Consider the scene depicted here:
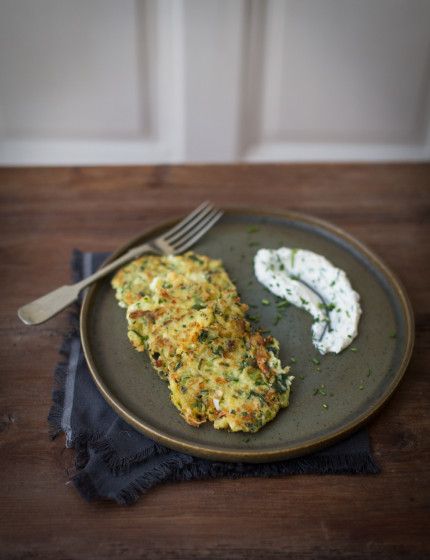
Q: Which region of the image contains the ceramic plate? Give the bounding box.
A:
[81,210,414,462]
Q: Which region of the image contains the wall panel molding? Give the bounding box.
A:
[240,0,430,162]
[0,0,429,165]
[0,0,185,164]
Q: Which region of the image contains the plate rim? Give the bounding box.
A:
[81,208,415,462]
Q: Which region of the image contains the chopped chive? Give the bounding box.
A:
[350,347,358,352]
[291,248,298,267]
[367,368,372,377]
[290,357,297,363]
[359,385,364,390]
[276,300,290,309]
[312,357,320,365]
[322,403,328,409]
[313,385,327,396]
[261,298,270,306]
[198,330,208,343]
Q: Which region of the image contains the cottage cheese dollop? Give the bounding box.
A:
[254,248,362,354]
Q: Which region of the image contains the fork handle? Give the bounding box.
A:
[17,243,153,325]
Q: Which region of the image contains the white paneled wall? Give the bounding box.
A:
[0,0,429,164]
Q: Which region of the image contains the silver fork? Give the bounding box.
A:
[18,201,223,326]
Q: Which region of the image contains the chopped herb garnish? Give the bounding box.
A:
[273,314,282,325]
[291,248,298,268]
[198,330,209,343]
[318,302,336,313]
[274,373,290,394]
[300,297,309,306]
[350,347,358,352]
[389,332,397,339]
[312,357,320,365]
[261,298,270,306]
[359,385,364,390]
[322,403,328,409]
[290,357,297,363]
[192,298,206,310]
[367,368,372,377]
[249,390,266,404]
[276,300,290,309]
[188,254,204,264]
[313,384,327,396]
[247,226,259,233]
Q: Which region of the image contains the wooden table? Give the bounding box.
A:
[1,164,429,560]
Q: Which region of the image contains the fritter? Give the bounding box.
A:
[112,252,293,432]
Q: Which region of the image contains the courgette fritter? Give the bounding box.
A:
[112,252,293,432]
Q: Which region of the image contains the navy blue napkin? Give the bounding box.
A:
[49,251,379,505]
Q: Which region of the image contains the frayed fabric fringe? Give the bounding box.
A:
[91,437,169,474]
[175,452,380,483]
[71,450,380,506]
[114,456,190,506]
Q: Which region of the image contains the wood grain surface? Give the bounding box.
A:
[0,164,429,560]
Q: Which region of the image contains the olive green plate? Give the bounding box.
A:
[81,210,414,462]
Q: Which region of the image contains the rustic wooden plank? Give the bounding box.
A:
[0,164,429,560]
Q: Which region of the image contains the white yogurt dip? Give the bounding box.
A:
[254,248,362,354]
